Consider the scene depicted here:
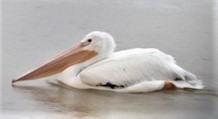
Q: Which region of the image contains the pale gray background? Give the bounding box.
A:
[2,0,218,119]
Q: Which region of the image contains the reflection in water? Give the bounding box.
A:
[7,81,218,119]
[11,82,99,119]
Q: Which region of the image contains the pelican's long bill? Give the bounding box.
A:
[12,42,97,83]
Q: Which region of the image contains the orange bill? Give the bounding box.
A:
[12,43,97,83]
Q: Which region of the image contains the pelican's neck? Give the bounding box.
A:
[80,51,114,71]
[59,52,110,80]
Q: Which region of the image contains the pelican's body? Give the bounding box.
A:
[59,48,203,92]
[13,31,203,93]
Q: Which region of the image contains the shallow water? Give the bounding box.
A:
[2,0,218,119]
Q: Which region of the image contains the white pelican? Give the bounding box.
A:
[12,31,203,93]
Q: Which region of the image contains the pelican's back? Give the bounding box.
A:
[78,48,203,90]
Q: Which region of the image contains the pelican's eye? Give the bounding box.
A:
[87,39,92,43]
[81,39,92,47]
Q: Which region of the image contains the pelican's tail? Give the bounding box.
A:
[172,71,204,89]
[170,64,204,90]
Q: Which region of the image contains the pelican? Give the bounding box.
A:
[12,31,203,93]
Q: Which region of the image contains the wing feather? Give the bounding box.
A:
[78,48,177,88]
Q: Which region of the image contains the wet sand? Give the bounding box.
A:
[2,0,218,119]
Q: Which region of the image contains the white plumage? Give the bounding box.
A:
[13,31,204,93]
[59,48,203,93]
[80,48,175,87]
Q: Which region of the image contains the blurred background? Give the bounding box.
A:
[2,0,218,119]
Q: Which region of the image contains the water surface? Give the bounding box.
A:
[2,0,218,119]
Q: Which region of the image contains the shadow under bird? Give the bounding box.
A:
[12,31,204,93]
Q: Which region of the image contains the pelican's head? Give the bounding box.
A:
[81,31,116,57]
[12,31,116,83]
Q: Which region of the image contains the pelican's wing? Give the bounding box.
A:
[78,48,179,89]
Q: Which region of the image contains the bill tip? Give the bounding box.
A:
[12,79,17,84]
